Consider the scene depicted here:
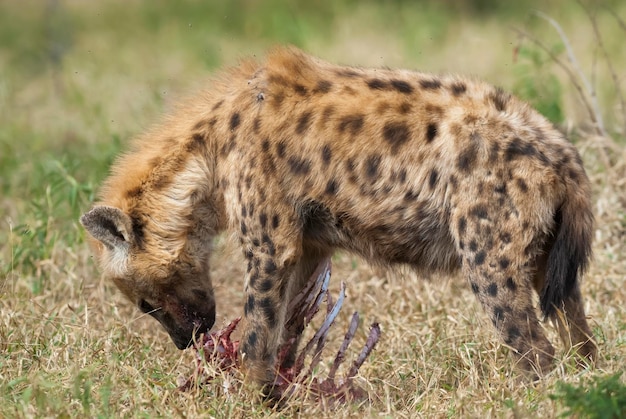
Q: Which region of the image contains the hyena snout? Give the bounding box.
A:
[145,294,216,349]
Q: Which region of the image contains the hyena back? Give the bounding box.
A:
[81,46,596,387]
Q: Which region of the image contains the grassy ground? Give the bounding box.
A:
[1,1,625,417]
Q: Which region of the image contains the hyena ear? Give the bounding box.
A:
[80,206,134,250]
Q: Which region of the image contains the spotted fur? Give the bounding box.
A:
[81,47,597,387]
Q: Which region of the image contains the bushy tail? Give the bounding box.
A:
[540,179,594,317]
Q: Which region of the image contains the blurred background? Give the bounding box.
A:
[1,1,625,416]
[1,0,624,248]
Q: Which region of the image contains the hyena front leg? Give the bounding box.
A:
[236,201,304,389]
[240,245,296,387]
[452,208,555,376]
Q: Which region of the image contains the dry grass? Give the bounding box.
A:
[1,1,625,417]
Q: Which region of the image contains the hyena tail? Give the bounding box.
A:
[540,177,594,317]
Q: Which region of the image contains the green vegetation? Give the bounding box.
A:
[551,373,626,418]
[1,1,625,417]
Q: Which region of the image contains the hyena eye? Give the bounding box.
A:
[139,299,156,314]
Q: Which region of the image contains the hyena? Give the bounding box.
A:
[81,46,597,389]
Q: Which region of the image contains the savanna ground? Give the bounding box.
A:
[1,1,625,417]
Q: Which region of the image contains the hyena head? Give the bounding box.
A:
[80,205,216,349]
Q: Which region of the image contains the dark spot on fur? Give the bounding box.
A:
[487,283,498,296]
[451,82,467,96]
[276,141,287,158]
[212,100,224,111]
[500,232,511,243]
[383,122,410,152]
[398,169,407,184]
[287,156,311,175]
[475,250,486,265]
[259,213,267,228]
[516,178,528,193]
[420,79,442,89]
[253,117,261,133]
[258,279,273,293]
[322,145,332,166]
[244,295,255,315]
[264,260,277,275]
[293,84,307,95]
[272,91,285,109]
[538,151,551,166]
[471,205,489,220]
[249,270,259,288]
[471,282,480,294]
[259,298,277,327]
[346,158,356,173]
[428,169,439,189]
[495,183,507,194]
[505,326,520,344]
[367,79,387,90]
[365,155,381,180]
[240,221,248,235]
[390,79,414,94]
[246,330,257,347]
[262,234,275,255]
[376,101,391,115]
[261,139,270,153]
[404,190,418,201]
[296,111,313,135]
[490,87,510,112]
[272,214,280,229]
[325,179,338,195]
[241,340,256,360]
[499,258,510,269]
[313,79,333,94]
[229,113,241,131]
[505,138,536,161]
[126,186,143,199]
[505,277,517,291]
[449,175,458,190]
[398,102,412,114]
[268,74,289,86]
[322,106,335,124]
[129,214,145,248]
[458,217,467,236]
[338,114,365,135]
[457,143,479,172]
[426,123,438,142]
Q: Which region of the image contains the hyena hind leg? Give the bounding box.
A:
[454,213,556,376]
[533,252,598,366]
[465,260,556,376]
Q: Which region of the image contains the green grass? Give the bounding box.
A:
[1,1,625,417]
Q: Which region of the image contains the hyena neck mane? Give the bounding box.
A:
[97,111,228,264]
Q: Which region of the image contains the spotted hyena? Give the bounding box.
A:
[81,46,597,388]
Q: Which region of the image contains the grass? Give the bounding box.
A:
[1,0,626,417]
